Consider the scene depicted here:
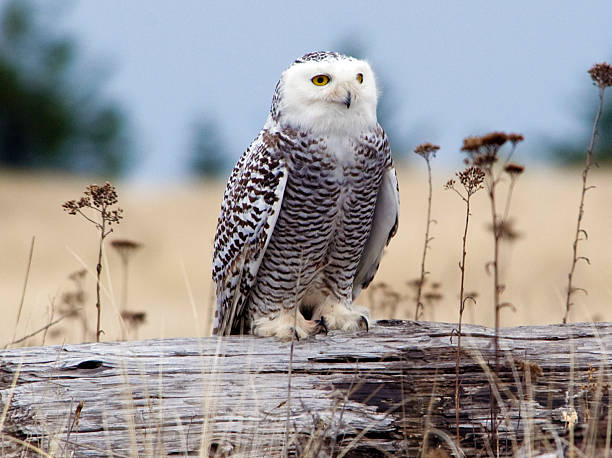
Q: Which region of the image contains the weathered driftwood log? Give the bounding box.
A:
[1,320,612,457]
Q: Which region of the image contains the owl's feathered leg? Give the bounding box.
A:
[252,308,327,341]
[312,301,370,333]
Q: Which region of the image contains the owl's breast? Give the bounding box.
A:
[279,132,385,244]
[251,129,386,306]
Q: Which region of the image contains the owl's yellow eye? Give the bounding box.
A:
[356,73,363,84]
[311,74,330,86]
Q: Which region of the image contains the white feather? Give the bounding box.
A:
[275,58,378,136]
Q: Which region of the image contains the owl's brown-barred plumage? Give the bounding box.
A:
[212,52,399,339]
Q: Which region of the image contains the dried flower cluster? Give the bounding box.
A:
[62,181,123,342]
[58,269,90,341]
[504,163,525,175]
[60,269,87,318]
[451,131,526,445]
[111,238,145,339]
[460,132,525,151]
[120,311,147,327]
[63,182,123,231]
[506,133,525,145]
[367,282,404,317]
[445,166,486,200]
[490,219,521,241]
[407,277,443,319]
[461,132,525,171]
[110,239,141,251]
[413,142,440,159]
[111,239,143,263]
[588,62,612,89]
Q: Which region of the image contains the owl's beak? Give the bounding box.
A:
[344,91,352,109]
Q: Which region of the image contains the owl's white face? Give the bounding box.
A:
[275,56,378,135]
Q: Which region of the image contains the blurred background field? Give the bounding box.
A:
[2,165,612,346]
[1,1,612,345]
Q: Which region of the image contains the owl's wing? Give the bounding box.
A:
[352,149,400,300]
[212,132,288,336]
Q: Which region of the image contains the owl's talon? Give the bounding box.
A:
[359,315,369,332]
[291,327,300,341]
[314,316,328,334]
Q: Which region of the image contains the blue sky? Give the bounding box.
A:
[62,0,612,181]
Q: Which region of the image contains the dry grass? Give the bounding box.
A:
[2,165,612,346]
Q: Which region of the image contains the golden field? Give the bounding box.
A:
[1,165,611,346]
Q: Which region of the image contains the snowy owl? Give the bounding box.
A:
[212,51,400,340]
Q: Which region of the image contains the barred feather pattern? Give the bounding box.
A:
[212,123,394,335]
[212,129,289,335]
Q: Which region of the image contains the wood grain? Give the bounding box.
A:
[1,320,611,457]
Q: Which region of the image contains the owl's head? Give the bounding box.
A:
[270,52,378,134]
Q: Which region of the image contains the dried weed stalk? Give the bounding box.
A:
[12,236,35,345]
[120,311,147,340]
[413,142,440,320]
[445,164,485,444]
[63,182,123,341]
[563,62,612,324]
[59,269,89,340]
[111,239,142,312]
[461,131,525,445]
[367,282,404,318]
[111,239,144,339]
[8,312,70,347]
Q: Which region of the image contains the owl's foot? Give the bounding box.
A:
[253,309,328,341]
[314,316,329,334]
[313,302,370,333]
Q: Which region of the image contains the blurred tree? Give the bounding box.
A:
[189,116,228,178]
[550,87,612,165]
[0,0,129,175]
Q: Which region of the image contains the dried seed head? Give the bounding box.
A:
[60,291,86,313]
[507,133,525,145]
[424,292,443,303]
[504,162,525,175]
[588,62,612,89]
[69,269,87,282]
[111,239,142,252]
[62,200,79,215]
[86,182,119,208]
[490,220,521,241]
[444,178,456,190]
[63,181,123,226]
[457,166,485,195]
[473,153,497,167]
[414,142,440,159]
[121,310,147,327]
[112,239,143,263]
[457,166,485,186]
[407,277,426,290]
[480,132,507,147]
[461,136,482,153]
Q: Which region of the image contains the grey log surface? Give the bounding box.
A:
[1,320,612,457]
